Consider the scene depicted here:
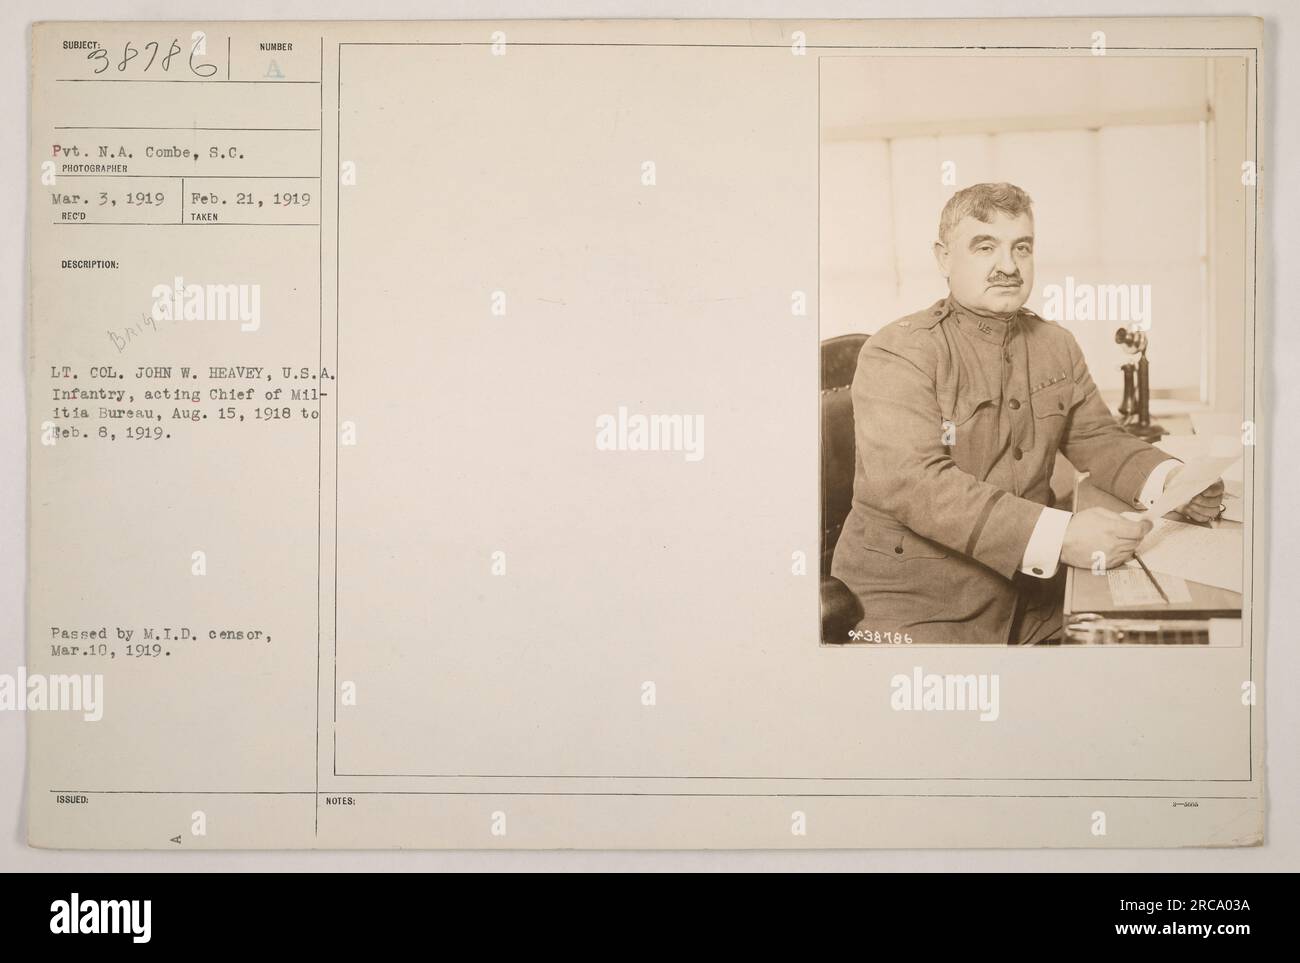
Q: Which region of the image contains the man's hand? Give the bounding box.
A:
[1164,466,1225,523]
[1060,507,1153,569]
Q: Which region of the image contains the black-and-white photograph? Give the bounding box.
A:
[819,55,1250,646]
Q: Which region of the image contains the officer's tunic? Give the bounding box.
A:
[830,297,1168,645]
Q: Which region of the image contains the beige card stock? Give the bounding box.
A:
[25,18,1265,849]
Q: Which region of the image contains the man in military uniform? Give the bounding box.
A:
[830,182,1224,645]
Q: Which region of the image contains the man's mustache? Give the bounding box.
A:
[986,274,1022,286]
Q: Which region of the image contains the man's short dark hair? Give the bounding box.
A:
[938,182,1034,245]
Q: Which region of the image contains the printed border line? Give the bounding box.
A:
[329,40,1259,793]
[332,772,1252,782]
[315,34,325,837]
[54,79,320,83]
[338,43,1256,51]
[333,41,342,787]
[51,789,1258,800]
[1244,47,1259,782]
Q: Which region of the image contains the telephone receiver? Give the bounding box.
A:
[1115,326,1165,441]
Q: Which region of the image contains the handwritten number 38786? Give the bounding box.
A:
[86,36,218,77]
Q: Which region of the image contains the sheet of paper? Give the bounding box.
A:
[1127,453,1241,521]
[1108,562,1192,607]
[1139,519,1245,594]
[1156,435,1246,484]
[21,17,1264,852]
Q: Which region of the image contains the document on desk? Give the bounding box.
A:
[1108,563,1192,607]
[24,18,1265,849]
[1139,519,1245,595]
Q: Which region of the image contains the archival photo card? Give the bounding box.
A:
[24,17,1265,849]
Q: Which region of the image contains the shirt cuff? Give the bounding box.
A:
[1136,458,1182,509]
[1020,507,1072,579]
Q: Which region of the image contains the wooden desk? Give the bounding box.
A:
[1062,479,1243,643]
